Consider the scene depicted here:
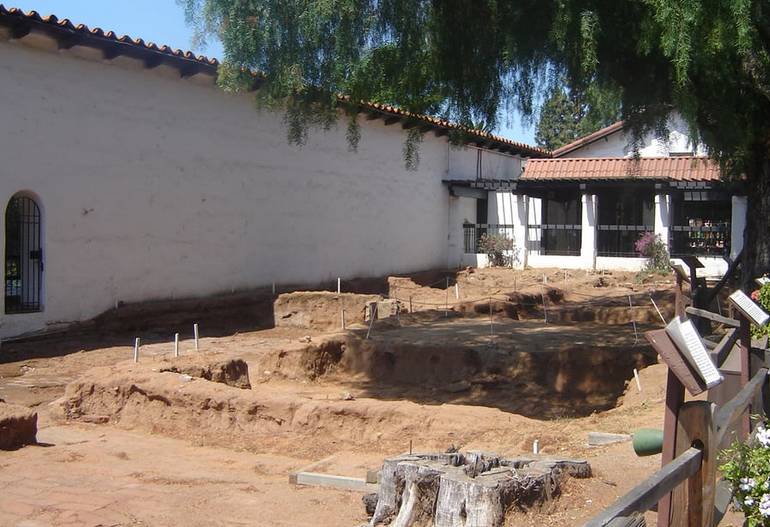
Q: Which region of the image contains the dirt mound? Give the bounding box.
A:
[274,291,381,330]
[159,358,251,389]
[617,363,668,410]
[0,401,37,450]
[59,365,539,457]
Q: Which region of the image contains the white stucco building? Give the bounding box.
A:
[0,7,746,339]
[0,6,547,339]
[450,120,746,273]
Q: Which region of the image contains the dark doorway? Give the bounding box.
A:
[5,195,43,314]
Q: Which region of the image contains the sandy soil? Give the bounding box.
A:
[0,267,743,526]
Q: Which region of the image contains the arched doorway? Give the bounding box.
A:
[5,194,43,314]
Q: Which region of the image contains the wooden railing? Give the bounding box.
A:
[586,366,768,527]
[586,268,770,527]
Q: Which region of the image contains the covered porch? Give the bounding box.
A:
[446,157,745,273]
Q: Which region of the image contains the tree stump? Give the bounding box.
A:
[368,452,590,527]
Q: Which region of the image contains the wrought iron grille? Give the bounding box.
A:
[5,195,43,314]
[462,224,515,254]
[669,222,730,257]
[597,225,651,258]
[529,223,582,256]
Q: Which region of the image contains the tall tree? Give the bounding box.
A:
[535,84,621,150]
[182,0,770,281]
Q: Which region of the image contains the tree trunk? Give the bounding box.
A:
[367,452,591,527]
[741,154,770,286]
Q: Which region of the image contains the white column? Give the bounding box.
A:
[491,191,526,268]
[580,193,597,269]
[512,194,528,268]
[654,193,671,247]
[527,196,542,257]
[731,195,747,260]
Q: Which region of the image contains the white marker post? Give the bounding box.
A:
[455,283,460,300]
[193,323,200,351]
[133,337,140,363]
[337,277,341,294]
[445,277,449,318]
[633,368,642,392]
[174,333,179,358]
[628,295,639,344]
[650,295,667,325]
[489,297,494,337]
[533,439,540,455]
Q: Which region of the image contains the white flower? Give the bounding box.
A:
[745,496,755,507]
[760,494,770,517]
[741,477,757,491]
[756,425,770,447]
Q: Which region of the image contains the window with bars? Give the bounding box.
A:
[669,191,731,257]
[536,191,582,256]
[597,190,654,257]
[5,195,43,314]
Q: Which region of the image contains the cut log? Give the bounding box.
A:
[367,452,590,527]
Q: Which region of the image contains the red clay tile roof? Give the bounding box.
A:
[0,5,219,66]
[0,4,549,158]
[522,156,720,182]
[552,121,625,157]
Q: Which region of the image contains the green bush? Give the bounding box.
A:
[478,232,516,267]
[720,419,770,525]
[635,232,670,273]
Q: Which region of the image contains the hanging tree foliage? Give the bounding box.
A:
[182,0,770,279]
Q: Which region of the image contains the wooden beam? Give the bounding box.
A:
[179,63,201,78]
[101,45,123,60]
[364,112,380,121]
[711,479,733,527]
[585,447,702,527]
[433,128,449,137]
[10,23,31,40]
[383,115,401,126]
[712,328,738,367]
[56,34,80,50]
[713,367,768,447]
[401,120,419,130]
[607,514,646,527]
[685,307,739,328]
[143,55,164,69]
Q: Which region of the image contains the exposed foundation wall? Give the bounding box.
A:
[0,40,491,338]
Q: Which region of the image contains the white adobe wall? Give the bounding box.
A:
[447,147,522,180]
[566,114,707,158]
[0,40,492,338]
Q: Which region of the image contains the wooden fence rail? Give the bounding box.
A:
[584,366,768,527]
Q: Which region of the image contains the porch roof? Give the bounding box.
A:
[522,156,721,182]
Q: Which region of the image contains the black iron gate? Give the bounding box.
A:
[5,195,42,314]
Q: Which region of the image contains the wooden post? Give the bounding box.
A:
[658,370,685,527]
[739,315,752,438]
[669,401,715,527]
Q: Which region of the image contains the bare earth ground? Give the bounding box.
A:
[0,268,744,526]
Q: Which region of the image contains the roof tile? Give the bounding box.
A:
[0,4,550,158]
[522,156,720,182]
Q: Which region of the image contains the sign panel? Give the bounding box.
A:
[729,290,770,327]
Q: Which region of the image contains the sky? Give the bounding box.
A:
[8,0,537,144]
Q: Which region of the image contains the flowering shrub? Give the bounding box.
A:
[635,232,670,273]
[478,233,516,267]
[751,282,770,339]
[721,421,770,525]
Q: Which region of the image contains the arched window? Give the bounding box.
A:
[5,194,43,314]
